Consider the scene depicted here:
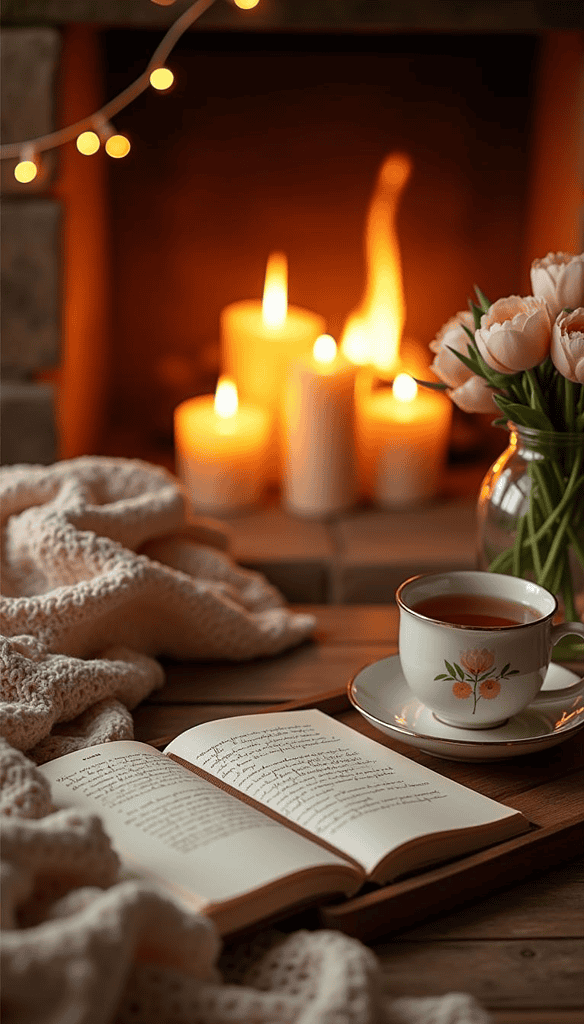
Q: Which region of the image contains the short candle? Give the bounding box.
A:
[359,373,452,507]
[174,376,271,514]
[220,252,325,474]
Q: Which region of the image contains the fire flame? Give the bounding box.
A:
[340,152,412,374]
[262,251,288,328]
[214,376,238,418]
[392,373,417,403]
[313,334,337,365]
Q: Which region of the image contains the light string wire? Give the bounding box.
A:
[0,0,219,161]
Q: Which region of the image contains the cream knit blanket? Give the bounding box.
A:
[0,457,490,1024]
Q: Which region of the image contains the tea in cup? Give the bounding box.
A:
[396,570,584,729]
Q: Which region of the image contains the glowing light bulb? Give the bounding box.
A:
[234,0,260,8]
[214,376,238,419]
[313,334,337,365]
[262,252,287,328]
[14,158,38,183]
[150,67,174,91]
[392,373,418,403]
[76,130,100,155]
[105,134,131,159]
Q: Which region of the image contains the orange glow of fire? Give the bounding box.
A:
[262,251,288,328]
[341,152,412,374]
[214,376,238,418]
[313,334,337,365]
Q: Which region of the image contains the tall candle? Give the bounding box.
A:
[221,253,326,471]
[174,377,270,514]
[283,335,357,518]
[359,373,452,507]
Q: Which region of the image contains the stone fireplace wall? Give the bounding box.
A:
[1,1,583,467]
[1,27,61,464]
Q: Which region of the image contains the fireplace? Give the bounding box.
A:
[1,3,582,473]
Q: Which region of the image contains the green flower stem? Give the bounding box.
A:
[488,451,583,591]
[546,452,584,570]
[567,523,584,572]
[515,467,583,551]
[540,504,573,589]
[529,462,555,519]
[526,469,543,578]
[549,551,567,599]
[565,378,576,431]
[488,549,514,574]
[561,566,579,622]
[536,444,580,530]
[512,513,527,576]
[518,374,533,407]
[537,453,581,615]
[525,368,547,417]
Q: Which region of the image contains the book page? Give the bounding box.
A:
[40,740,359,908]
[166,710,522,877]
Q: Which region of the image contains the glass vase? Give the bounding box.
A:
[477,422,584,661]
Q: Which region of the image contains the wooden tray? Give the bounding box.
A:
[261,688,584,942]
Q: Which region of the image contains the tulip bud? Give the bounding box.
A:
[551,308,584,383]
[531,252,584,320]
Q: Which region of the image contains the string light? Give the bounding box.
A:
[149,66,175,91]
[1,0,259,179]
[105,134,131,159]
[91,115,130,159]
[76,131,101,155]
[14,146,39,183]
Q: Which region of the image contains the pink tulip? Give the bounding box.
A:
[531,252,584,320]
[551,308,584,383]
[447,374,498,414]
[429,311,475,388]
[475,296,551,374]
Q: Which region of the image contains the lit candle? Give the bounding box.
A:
[359,373,452,508]
[282,335,358,518]
[220,253,326,472]
[174,376,271,514]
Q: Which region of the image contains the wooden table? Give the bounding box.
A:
[133,605,584,1024]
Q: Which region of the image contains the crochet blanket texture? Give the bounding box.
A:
[0,457,490,1024]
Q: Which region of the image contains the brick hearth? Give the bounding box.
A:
[225,494,478,604]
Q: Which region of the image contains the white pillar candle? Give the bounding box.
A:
[220,253,326,475]
[359,373,452,507]
[174,377,270,514]
[282,335,358,518]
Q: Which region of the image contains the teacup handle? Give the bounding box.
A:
[532,621,584,702]
[551,620,584,648]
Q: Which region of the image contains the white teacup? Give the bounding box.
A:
[396,570,584,729]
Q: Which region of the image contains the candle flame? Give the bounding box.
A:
[340,152,412,373]
[214,376,238,418]
[392,373,417,403]
[313,334,337,364]
[262,251,288,328]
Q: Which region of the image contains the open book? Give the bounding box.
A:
[40,709,529,936]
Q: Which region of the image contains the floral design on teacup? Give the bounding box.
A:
[434,648,520,714]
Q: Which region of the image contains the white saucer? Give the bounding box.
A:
[348,656,584,761]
